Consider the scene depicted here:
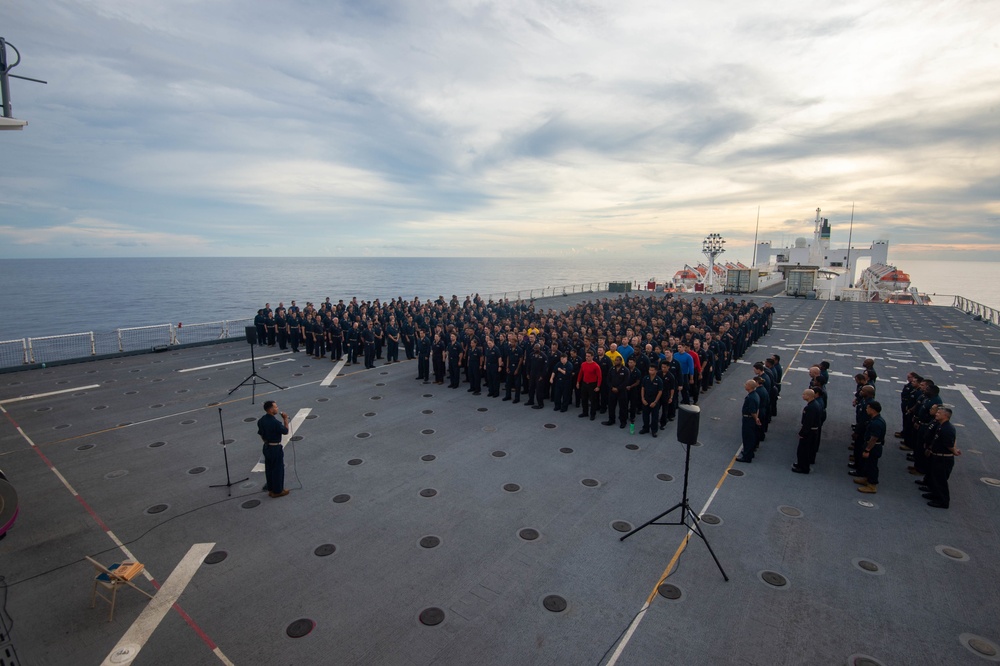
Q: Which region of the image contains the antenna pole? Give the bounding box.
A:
[846,202,855,287]
[752,206,760,266]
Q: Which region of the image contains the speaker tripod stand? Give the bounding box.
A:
[619,405,729,582]
[229,328,284,403]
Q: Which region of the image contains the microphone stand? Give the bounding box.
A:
[210,407,248,496]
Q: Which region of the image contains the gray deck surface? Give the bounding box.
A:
[1,293,999,666]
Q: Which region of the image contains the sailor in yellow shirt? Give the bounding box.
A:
[605,343,624,367]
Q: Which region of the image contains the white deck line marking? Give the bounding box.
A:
[922,341,953,372]
[251,408,311,473]
[178,352,290,373]
[953,384,1000,443]
[796,340,916,347]
[770,327,910,341]
[101,543,215,666]
[262,358,293,367]
[320,358,346,387]
[0,384,102,404]
[606,487,725,666]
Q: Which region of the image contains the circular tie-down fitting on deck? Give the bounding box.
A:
[656,473,673,482]
[851,558,885,575]
[420,455,436,462]
[503,483,521,493]
[483,425,497,432]
[726,468,744,477]
[981,477,1000,488]
[124,391,139,396]
[180,419,196,425]
[35,406,51,412]
[105,470,129,480]
[243,417,256,423]
[419,536,441,549]
[355,432,372,439]
[611,521,633,533]
[419,488,438,498]
[581,478,600,488]
[149,441,166,448]
[380,371,389,376]
[375,383,385,387]
[187,466,207,475]
[856,499,878,509]
[370,396,382,401]
[519,528,540,541]
[778,505,803,518]
[625,444,640,451]
[144,503,169,515]
[421,409,433,415]
[418,607,445,627]
[54,424,71,430]
[316,397,329,403]
[363,412,376,417]
[422,394,433,398]
[758,570,790,589]
[542,422,558,430]
[699,513,722,526]
[347,459,364,466]
[76,444,95,451]
[656,583,683,601]
[491,450,507,458]
[542,595,568,613]
[204,551,228,565]
[477,407,488,412]
[420,429,435,435]
[332,494,351,504]
[314,544,337,557]
[559,447,574,454]
[241,499,261,509]
[959,634,1000,661]
[197,377,211,382]
[286,618,315,638]
[305,414,318,420]
[93,405,108,411]
[935,545,970,562]
[150,404,164,409]
[289,436,302,442]
[846,655,887,666]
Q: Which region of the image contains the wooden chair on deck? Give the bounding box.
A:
[85,556,153,621]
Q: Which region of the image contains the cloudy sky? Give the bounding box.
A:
[2,0,998,260]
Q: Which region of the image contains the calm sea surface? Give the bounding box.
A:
[0,257,996,340]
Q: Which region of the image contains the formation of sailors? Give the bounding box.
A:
[732,352,961,509]
[252,293,775,435]
[895,372,961,508]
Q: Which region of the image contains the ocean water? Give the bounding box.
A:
[0,257,996,341]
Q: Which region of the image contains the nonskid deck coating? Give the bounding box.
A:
[1,293,998,665]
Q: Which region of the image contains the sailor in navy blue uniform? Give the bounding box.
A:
[432,332,447,384]
[416,329,431,383]
[736,380,761,463]
[447,333,463,388]
[503,339,524,403]
[257,400,290,498]
[639,365,664,437]
[525,344,548,408]
[550,352,573,412]
[791,388,822,473]
[606,356,630,427]
[924,406,960,508]
[484,337,503,397]
[856,401,886,494]
[466,338,484,395]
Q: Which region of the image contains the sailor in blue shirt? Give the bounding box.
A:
[736,380,761,463]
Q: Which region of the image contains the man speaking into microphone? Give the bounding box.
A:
[257,401,290,498]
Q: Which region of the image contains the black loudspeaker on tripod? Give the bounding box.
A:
[619,404,729,582]
[228,326,284,403]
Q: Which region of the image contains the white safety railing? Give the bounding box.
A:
[482,282,615,302]
[119,324,175,352]
[28,332,96,365]
[173,321,229,345]
[0,339,28,367]
[953,296,1000,326]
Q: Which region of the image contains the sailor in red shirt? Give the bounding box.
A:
[576,351,603,421]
